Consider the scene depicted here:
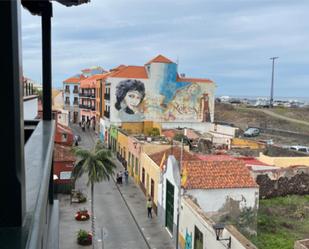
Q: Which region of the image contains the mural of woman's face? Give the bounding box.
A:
[124,90,142,111]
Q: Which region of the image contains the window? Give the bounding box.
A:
[151,179,154,199]
[194,226,203,249]
[61,133,67,142]
[73,97,78,105]
[65,85,70,92]
[142,168,145,185]
[65,97,69,104]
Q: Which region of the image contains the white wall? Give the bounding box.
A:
[57,109,69,127]
[179,197,258,249]
[24,97,38,120]
[158,155,181,238]
[186,187,259,213]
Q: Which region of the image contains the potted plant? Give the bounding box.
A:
[76,191,87,203]
[75,209,90,221]
[77,229,92,246]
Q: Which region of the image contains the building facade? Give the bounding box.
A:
[63,74,85,123]
[99,55,216,146]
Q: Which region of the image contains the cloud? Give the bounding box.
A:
[21,0,309,98]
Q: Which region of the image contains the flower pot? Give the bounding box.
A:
[75,210,90,221]
[77,230,92,246]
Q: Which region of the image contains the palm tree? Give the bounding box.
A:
[72,141,116,248]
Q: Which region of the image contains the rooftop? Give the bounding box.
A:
[145,54,174,65]
[53,144,75,162]
[182,160,258,190]
[108,65,148,79]
[149,146,198,167]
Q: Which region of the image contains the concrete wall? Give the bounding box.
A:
[186,187,259,235]
[259,153,309,167]
[24,97,38,120]
[186,188,259,214]
[179,197,258,249]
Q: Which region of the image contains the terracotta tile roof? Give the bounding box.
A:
[149,146,198,167]
[182,160,258,190]
[63,74,85,84]
[197,154,237,161]
[145,54,174,65]
[108,66,148,79]
[176,74,213,84]
[80,74,107,88]
[53,144,76,162]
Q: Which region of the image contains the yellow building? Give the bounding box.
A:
[117,129,129,164]
[122,120,162,135]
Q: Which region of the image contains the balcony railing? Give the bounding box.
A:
[73,89,79,94]
[104,93,110,100]
[91,106,95,111]
[90,94,95,98]
[79,92,91,97]
[104,111,110,118]
[1,121,59,249]
[65,101,70,105]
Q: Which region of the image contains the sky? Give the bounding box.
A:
[21,0,309,98]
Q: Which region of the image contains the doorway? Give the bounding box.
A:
[165,180,174,234]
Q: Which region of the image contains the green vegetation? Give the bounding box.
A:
[250,195,309,249]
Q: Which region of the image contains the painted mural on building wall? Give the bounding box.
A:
[114,63,213,122]
[115,79,146,121]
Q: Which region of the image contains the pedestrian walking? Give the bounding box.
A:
[124,169,129,184]
[146,197,152,218]
[81,121,85,132]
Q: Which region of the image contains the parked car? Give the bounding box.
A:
[243,128,260,137]
[289,146,309,153]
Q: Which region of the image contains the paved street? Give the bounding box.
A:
[59,124,174,249]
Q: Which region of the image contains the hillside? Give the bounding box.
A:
[215,103,309,134]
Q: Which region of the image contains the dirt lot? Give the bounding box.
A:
[215,103,309,146]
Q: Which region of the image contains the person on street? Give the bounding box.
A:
[147,197,152,218]
[124,169,129,184]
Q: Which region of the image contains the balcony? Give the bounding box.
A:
[104,111,110,118]
[79,92,91,98]
[65,101,70,106]
[1,120,58,249]
[104,93,110,100]
[73,89,79,94]
[91,106,95,111]
[73,101,79,106]
[90,94,95,98]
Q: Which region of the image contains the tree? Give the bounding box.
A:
[72,141,116,248]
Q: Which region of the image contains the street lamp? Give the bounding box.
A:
[213,223,231,248]
[269,57,279,108]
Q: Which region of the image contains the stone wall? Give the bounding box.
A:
[256,167,309,199]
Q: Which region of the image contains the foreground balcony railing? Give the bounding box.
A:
[1,120,58,249]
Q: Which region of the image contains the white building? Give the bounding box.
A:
[157,155,259,241]
[179,196,258,249]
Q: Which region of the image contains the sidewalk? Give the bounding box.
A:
[113,159,175,249]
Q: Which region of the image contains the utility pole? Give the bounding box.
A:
[269,57,279,108]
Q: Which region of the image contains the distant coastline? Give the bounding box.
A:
[216,95,309,103]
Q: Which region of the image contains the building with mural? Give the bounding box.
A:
[100,55,216,144]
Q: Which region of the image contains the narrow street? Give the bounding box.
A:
[60,124,149,249]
